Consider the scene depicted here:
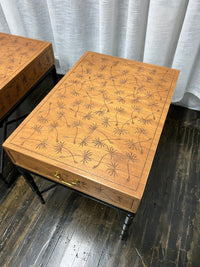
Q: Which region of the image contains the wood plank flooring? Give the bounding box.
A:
[0,74,200,267]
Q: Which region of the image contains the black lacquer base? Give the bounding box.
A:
[120,213,135,240]
[18,167,45,204]
[17,167,135,240]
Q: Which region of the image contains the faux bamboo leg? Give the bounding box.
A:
[120,212,135,240]
[51,65,58,85]
[18,168,45,204]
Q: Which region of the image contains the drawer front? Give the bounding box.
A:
[5,148,140,213]
[54,171,139,213]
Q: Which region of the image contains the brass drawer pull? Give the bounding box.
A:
[54,171,80,187]
[54,171,61,179]
[71,179,80,185]
[61,179,80,187]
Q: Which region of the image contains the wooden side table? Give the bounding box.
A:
[3,51,179,238]
[0,32,57,184]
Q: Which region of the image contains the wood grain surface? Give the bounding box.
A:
[0,32,54,120]
[0,76,200,267]
[3,51,179,212]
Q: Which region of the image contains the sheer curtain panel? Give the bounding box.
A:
[0,0,199,110]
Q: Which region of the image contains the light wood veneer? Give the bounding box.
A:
[3,51,179,213]
[0,32,54,120]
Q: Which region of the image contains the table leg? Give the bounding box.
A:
[18,168,45,204]
[120,212,135,240]
[0,119,7,175]
[51,65,58,85]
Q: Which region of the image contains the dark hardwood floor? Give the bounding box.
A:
[0,74,200,267]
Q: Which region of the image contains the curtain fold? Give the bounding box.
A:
[0,4,9,33]
[172,0,200,103]
[0,0,199,110]
[124,0,149,61]
[143,0,189,67]
[99,0,116,54]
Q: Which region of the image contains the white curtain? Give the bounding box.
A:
[0,0,200,110]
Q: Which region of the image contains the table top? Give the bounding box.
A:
[3,51,179,201]
[0,32,52,90]
[0,32,54,120]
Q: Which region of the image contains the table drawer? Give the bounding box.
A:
[5,148,140,213]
